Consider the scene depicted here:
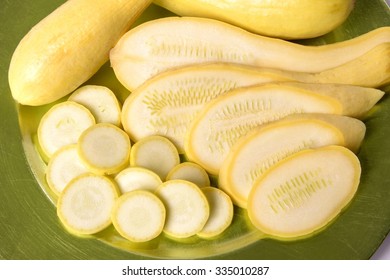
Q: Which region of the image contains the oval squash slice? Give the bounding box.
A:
[247,146,361,239]
[121,63,295,152]
[185,82,380,175]
[284,113,366,154]
[219,115,363,208]
[110,16,390,90]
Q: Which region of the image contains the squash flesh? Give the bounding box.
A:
[247,146,361,238]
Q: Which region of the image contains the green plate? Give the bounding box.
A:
[1,0,389,260]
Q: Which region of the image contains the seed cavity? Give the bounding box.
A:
[146,35,253,63]
[56,117,76,129]
[244,140,314,185]
[267,168,333,214]
[148,112,198,138]
[207,98,304,154]
[141,77,238,136]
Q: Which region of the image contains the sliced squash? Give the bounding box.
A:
[247,146,361,239]
[68,85,121,126]
[284,113,366,153]
[46,144,89,196]
[78,123,131,175]
[110,16,390,90]
[121,63,296,152]
[155,180,209,238]
[218,115,362,208]
[166,162,210,188]
[38,101,95,158]
[279,82,384,119]
[114,167,162,194]
[311,43,390,88]
[130,135,180,180]
[111,190,165,242]
[197,187,234,239]
[57,173,119,235]
[185,83,381,175]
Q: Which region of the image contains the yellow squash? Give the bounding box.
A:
[9,0,152,106]
[153,0,355,39]
[247,146,361,239]
[110,17,390,91]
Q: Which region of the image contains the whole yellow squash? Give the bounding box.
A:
[153,0,355,39]
[9,0,152,106]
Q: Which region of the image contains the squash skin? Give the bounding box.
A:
[8,0,152,106]
[153,0,355,39]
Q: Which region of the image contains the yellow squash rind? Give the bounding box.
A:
[154,0,355,39]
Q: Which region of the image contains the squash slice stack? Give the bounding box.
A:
[218,114,365,208]
[185,83,382,175]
